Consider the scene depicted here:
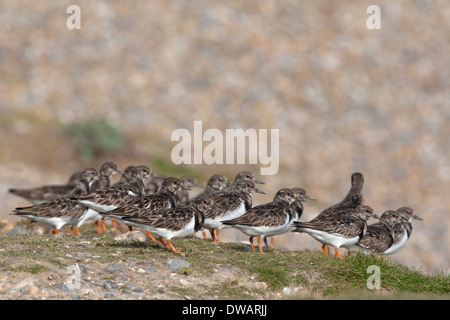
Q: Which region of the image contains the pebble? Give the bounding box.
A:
[20,285,39,295]
[179,279,191,286]
[253,282,268,290]
[282,287,292,295]
[106,263,124,272]
[103,280,117,289]
[113,231,146,243]
[168,258,191,271]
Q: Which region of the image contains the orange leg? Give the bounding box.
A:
[215,229,221,244]
[202,230,207,239]
[128,226,133,232]
[157,237,169,249]
[270,237,274,249]
[326,244,331,255]
[321,244,330,257]
[256,236,264,253]
[69,227,74,235]
[75,227,81,236]
[101,218,107,233]
[110,218,119,233]
[53,228,60,235]
[334,248,344,259]
[166,239,184,254]
[146,231,156,242]
[95,221,103,234]
[249,236,256,252]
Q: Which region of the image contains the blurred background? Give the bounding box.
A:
[0,0,449,274]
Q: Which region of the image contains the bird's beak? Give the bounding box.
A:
[413,215,423,221]
[254,179,265,184]
[181,185,192,191]
[255,187,266,194]
[304,194,316,201]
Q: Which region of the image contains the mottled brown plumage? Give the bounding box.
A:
[71,165,152,213]
[353,210,404,254]
[9,171,82,205]
[101,177,183,222]
[312,172,365,222]
[121,197,215,254]
[90,162,119,192]
[11,168,98,235]
[292,205,377,259]
[222,188,297,253]
[200,180,265,243]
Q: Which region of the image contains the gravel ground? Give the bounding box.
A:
[0,228,305,300]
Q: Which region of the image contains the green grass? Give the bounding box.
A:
[167,238,449,298]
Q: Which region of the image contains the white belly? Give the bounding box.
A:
[204,202,246,230]
[300,228,360,248]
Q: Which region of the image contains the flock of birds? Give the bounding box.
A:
[8,162,422,258]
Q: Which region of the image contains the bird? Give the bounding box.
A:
[189,174,229,239]
[201,179,266,243]
[191,174,228,201]
[70,165,152,232]
[112,165,136,186]
[11,168,98,235]
[382,207,422,254]
[312,172,365,222]
[119,197,215,254]
[175,176,203,205]
[8,170,82,205]
[292,205,377,259]
[262,187,315,249]
[222,188,298,253]
[309,172,365,254]
[225,170,265,189]
[100,177,184,240]
[90,162,119,192]
[145,173,167,195]
[87,162,120,233]
[352,210,405,255]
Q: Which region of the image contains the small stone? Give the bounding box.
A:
[147,266,157,272]
[179,279,191,286]
[168,258,191,271]
[82,288,93,295]
[106,263,124,272]
[253,282,268,290]
[113,231,146,242]
[282,287,292,295]
[103,280,116,289]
